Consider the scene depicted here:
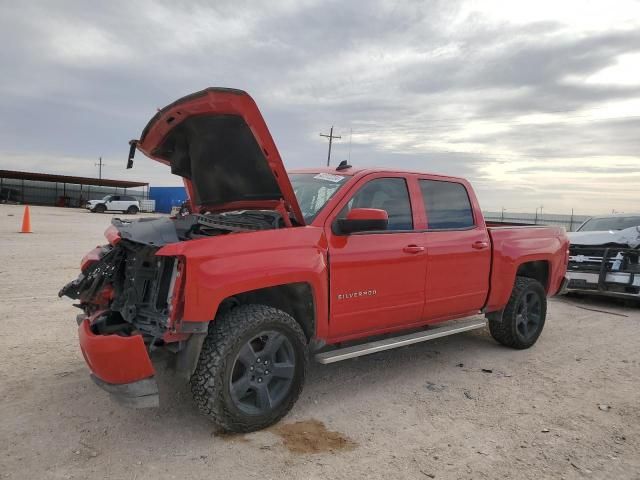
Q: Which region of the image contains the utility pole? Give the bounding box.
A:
[535,205,544,224]
[320,126,341,167]
[95,157,105,179]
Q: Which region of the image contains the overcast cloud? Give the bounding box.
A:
[1,0,639,213]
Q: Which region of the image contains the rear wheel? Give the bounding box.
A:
[93,204,106,213]
[126,205,139,214]
[489,276,547,349]
[191,304,308,433]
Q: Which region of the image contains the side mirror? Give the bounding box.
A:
[336,208,388,234]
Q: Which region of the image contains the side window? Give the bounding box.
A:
[419,180,474,229]
[111,195,121,201]
[123,196,136,202]
[339,178,413,231]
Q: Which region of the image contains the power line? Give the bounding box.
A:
[320,126,341,167]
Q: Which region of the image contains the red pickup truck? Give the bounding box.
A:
[60,88,569,432]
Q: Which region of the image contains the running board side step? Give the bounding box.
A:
[315,318,486,364]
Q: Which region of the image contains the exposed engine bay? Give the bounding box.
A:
[115,210,286,246]
[59,210,285,341]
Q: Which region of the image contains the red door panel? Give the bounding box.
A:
[417,178,491,320]
[423,228,491,319]
[325,174,427,341]
[328,233,427,340]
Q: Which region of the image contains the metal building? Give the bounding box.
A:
[0,169,149,208]
[149,186,188,213]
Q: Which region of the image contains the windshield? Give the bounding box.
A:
[290,173,349,222]
[578,216,640,232]
[101,195,111,201]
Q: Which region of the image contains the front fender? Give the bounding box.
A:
[156,226,330,337]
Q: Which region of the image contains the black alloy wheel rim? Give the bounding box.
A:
[516,291,542,341]
[229,330,296,415]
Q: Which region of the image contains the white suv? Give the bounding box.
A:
[87,195,140,214]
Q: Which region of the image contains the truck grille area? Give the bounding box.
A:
[567,245,640,295]
[568,245,640,273]
[59,240,175,339]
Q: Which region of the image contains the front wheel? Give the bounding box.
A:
[191,304,308,433]
[93,204,106,213]
[488,276,547,349]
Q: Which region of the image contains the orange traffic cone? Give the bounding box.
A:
[20,206,32,233]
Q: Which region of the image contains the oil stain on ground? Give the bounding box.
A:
[271,419,357,454]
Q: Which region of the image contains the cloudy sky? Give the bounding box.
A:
[1,0,639,214]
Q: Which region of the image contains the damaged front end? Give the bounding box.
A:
[566,226,640,299]
[566,245,640,298]
[60,229,180,340]
[59,219,183,407]
[60,87,305,409]
[60,210,288,406]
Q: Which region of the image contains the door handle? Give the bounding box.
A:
[472,241,489,250]
[403,245,425,254]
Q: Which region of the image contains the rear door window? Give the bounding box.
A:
[419,180,474,229]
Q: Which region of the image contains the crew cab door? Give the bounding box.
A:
[417,178,491,320]
[325,174,427,340]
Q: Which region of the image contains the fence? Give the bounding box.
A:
[483,211,591,232]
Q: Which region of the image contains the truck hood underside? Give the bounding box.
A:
[136,88,305,225]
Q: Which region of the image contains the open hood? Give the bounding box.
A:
[569,225,640,248]
[136,88,304,225]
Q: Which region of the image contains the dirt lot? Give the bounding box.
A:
[1,205,639,480]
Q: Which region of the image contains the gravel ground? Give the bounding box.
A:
[1,205,639,480]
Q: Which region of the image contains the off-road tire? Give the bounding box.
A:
[191,304,308,433]
[126,205,139,214]
[489,276,547,349]
[93,204,106,213]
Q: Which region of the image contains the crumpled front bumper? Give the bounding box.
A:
[564,270,640,299]
[78,314,159,408]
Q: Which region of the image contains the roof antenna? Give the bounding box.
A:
[336,160,352,171]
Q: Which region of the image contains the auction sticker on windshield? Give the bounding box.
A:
[314,173,345,183]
